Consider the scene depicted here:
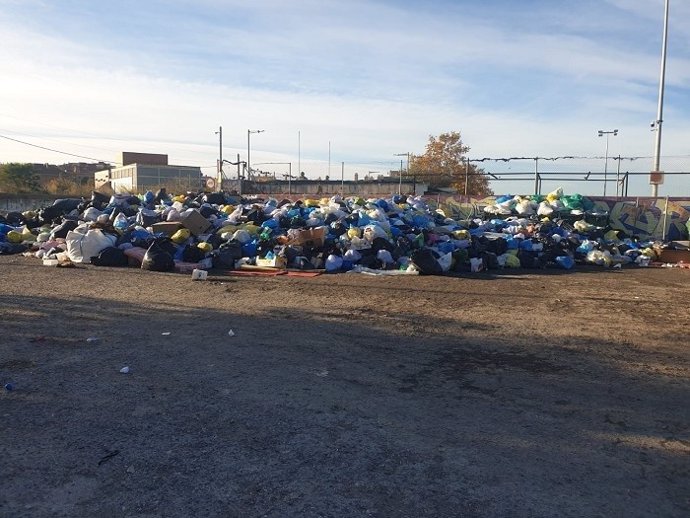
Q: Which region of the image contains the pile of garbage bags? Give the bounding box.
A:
[0,187,667,275]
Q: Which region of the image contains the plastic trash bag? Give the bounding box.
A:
[537,201,554,217]
[554,255,575,269]
[470,257,484,272]
[82,207,102,222]
[171,228,191,244]
[376,249,394,265]
[91,246,129,267]
[410,249,443,275]
[141,240,175,272]
[325,254,343,272]
[66,229,117,264]
[213,241,243,269]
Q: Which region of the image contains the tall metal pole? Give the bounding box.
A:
[288,162,292,195]
[652,0,670,198]
[328,140,331,179]
[464,157,469,197]
[398,159,403,195]
[298,130,301,180]
[533,158,539,195]
[616,154,621,199]
[604,133,610,197]
[598,129,618,197]
[247,129,251,180]
[215,126,223,190]
[247,129,264,181]
[341,161,344,197]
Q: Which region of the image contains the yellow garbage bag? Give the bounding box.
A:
[241,223,260,235]
[171,228,191,244]
[347,228,360,239]
[197,242,213,253]
[21,226,36,242]
[505,254,521,268]
[220,205,235,215]
[6,230,23,243]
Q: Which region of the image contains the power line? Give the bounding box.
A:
[0,134,115,164]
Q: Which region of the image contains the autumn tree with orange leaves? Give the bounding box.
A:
[408,131,493,195]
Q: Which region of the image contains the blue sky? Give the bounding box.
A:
[1,0,688,196]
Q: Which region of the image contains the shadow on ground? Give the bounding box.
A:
[0,284,688,517]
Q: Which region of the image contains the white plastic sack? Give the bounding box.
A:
[470,257,484,272]
[362,224,387,241]
[537,201,554,217]
[65,229,117,263]
[437,252,452,273]
[515,200,535,215]
[82,207,102,222]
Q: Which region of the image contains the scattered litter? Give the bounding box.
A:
[191,268,208,280]
[227,330,235,337]
[97,449,120,466]
[86,337,100,343]
[315,369,329,378]
[161,332,171,336]
[4,383,14,391]
[119,366,130,374]
[126,465,135,474]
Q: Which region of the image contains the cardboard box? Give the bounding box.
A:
[289,226,327,247]
[150,222,183,236]
[255,256,287,268]
[657,249,690,263]
[181,209,212,236]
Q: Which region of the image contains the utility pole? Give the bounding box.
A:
[652,0,670,197]
[464,157,469,197]
[215,126,222,190]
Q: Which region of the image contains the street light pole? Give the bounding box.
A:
[394,153,409,195]
[247,129,265,181]
[598,129,618,197]
[652,0,670,198]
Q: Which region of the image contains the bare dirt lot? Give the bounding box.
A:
[1,256,689,517]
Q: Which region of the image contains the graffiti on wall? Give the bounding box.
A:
[426,196,690,241]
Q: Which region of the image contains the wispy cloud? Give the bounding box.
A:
[1,0,688,195]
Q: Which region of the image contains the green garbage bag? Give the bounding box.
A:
[562,194,584,210]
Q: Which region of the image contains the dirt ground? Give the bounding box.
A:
[1,256,689,518]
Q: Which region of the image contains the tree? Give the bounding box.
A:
[408,131,493,195]
[0,162,42,193]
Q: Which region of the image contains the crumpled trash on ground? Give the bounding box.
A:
[1,187,680,276]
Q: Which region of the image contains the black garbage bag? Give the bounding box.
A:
[480,251,499,270]
[203,192,226,205]
[411,249,444,275]
[199,204,218,219]
[0,242,28,255]
[372,237,394,253]
[50,219,79,239]
[330,221,347,237]
[141,241,175,272]
[5,212,26,226]
[135,209,160,228]
[91,190,110,205]
[182,244,206,263]
[213,240,243,269]
[91,246,128,267]
[517,249,546,269]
